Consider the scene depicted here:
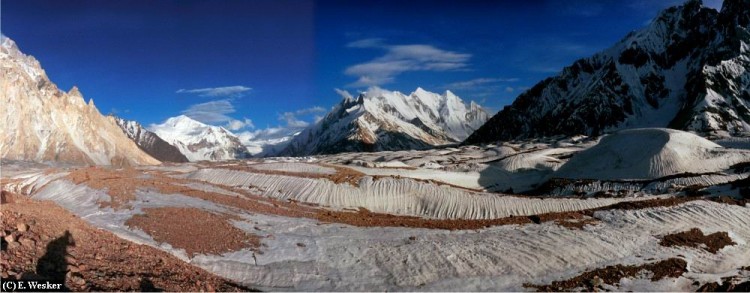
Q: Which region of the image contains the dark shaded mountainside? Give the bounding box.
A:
[109,116,189,163]
[465,0,750,145]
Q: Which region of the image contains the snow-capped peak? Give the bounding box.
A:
[149,115,250,161]
[281,87,490,156]
[164,114,207,128]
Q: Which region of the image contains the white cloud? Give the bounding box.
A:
[294,106,326,115]
[444,77,519,90]
[278,112,309,128]
[181,99,236,123]
[176,86,252,98]
[347,38,386,48]
[505,86,515,93]
[334,88,354,100]
[226,118,254,131]
[345,40,471,87]
[236,126,290,145]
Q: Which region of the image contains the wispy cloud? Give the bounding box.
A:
[293,106,327,115]
[274,106,327,128]
[278,112,310,128]
[237,105,326,144]
[347,38,386,48]
[226,118,254,131]
[334,88,354,100]
[345,40,471,87]
[176,85,252,98]
[443,77,519,90]
[181,99,236,123]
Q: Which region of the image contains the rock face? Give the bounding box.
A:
[282,87,489,156]
[149,115,250,162]
[110,116,189,163]
[465,0,750,145]
[0,36,160,166]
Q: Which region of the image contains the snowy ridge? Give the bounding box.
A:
[149,115,251,162]
[466,0,750,144]
[282,87,489,156]
[0,35,160,166]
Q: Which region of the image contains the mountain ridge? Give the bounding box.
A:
[464,0,750,145]
[282,87,489,156]
[0,35,160,166]
[110,116,189,163]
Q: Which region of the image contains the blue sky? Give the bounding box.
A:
[2,0,723,136]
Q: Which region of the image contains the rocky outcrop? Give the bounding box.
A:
[0,36,160,166]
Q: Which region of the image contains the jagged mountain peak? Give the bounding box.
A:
[464,0,750,145]
[281,87,489,156]
[1,36,159,166]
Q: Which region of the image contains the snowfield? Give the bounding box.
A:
[3,127,749,291]
[554,128,750,180]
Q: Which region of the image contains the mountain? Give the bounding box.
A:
[465,0,750,145]
[0,36,160,166]
[110,116,189,163]
[282,87,489,156]
[149,115,251,161]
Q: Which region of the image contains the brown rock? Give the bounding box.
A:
[4,234,16,243]
[64,255,78,264]
[16,223,29,232]
[19,238,35,247]
[71,275,86,285]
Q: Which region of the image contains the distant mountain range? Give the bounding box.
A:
[465,0,750,145]
[149,87,488,159]
[4,0,747,164]
[281,87,489,156]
